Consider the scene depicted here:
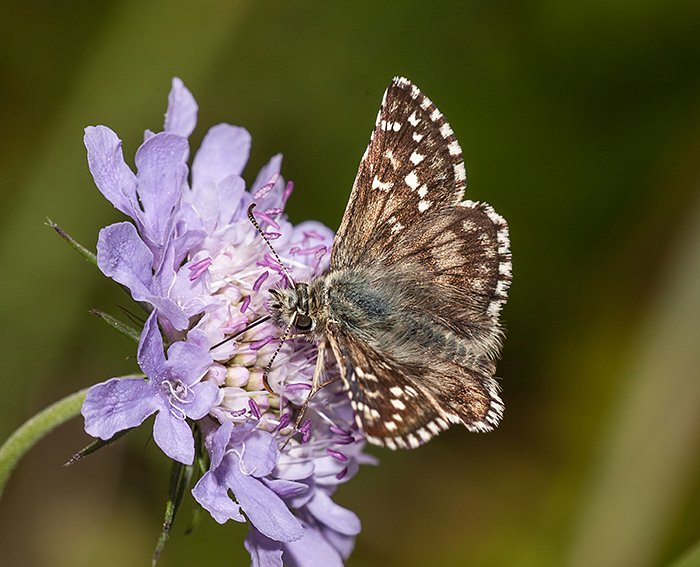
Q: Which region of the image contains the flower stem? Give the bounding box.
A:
[0,388,88,498]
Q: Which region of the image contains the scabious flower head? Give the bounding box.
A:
[81,78,374,566]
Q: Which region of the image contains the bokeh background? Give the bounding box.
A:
[1,2,700,566]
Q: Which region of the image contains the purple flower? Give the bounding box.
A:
[82,312,218,464]
[81,77,372,565]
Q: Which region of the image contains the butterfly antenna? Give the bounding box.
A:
[247,203,296,289]
[210,315,271,351]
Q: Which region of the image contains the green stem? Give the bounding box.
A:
[0,388,88,498]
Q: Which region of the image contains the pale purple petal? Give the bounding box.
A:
[319,526,356,561]
[134,133,189,247]
[164,340,212,385]
[228,464,303,542]
[97,225,189,330]
[262,479,310,500]
[239,430,278,477]
[82,377,158,440]
[192,468,245,524]
[192,124,251,188]
[184,381,219,419]
[305,490,361,536]
[208,421,233,469]
[153,408,195,464]
[250,154,286,210]
[274,453,314,481]
[136,312,166,381]
[97,222,154,291]
[84,126,138,218]
[283,523,343,567]
[164,77,198,137]
[245,528,283,567]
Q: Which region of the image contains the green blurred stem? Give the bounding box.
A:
[0,388,88,498]
[668,540,700,567]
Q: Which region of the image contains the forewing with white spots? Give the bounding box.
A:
[331,76,467,270]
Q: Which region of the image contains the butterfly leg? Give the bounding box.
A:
[281,340,327,449]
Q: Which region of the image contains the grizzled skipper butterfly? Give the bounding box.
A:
[261,77,511,450]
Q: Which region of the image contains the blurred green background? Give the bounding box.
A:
[1,1,700,566]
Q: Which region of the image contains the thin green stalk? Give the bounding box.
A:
[0,388,88,498]
[667,540,700,567]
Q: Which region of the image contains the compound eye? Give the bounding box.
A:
[294,313,313,332]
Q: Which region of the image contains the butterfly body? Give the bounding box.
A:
[267,77,511,449]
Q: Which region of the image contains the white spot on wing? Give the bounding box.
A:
[439,122,453,138]
[408,111,420,126]
[409,151,425,165]
[371,175,393,191]
[405,171,419,190]
[418,199,432,212]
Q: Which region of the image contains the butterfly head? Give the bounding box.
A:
[268,283,320,335]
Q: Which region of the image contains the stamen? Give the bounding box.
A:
[285,382,312,392]
[263,231,281,240]
[303,229,324,240]
[252,173,279,200]
[334,435,355,446]
[300,418,312,444]
[326,448,349,462]
[256,208,283,229]
[288,245,326,257]
[335,467,348,480]
[188,257,212,281]
[252,271,269,292]
[248,398,262,419]
[249,336,275,350]
[240,296,251,314]
[329,425,351,436]
[277,412,291,430]
[282,180,294,204]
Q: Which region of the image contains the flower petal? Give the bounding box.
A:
[245,528,283,567]
[283,522,343,567]
[192,467,245,524]
[262,479,310,500]
[84,126,138,218]
[250,154,286,210]
[305,490,361,536]
[97,222,154,292]
[228,462,303,542]
[184,381,219,420]
[97,224,189,329]
[153,408,195,464]
[239,430,278,477]
[165,340,212,385]
[164,77,198,137]
[133,132,189,248]
[207,421,233,469]
[82,377,158,440]
[192,124,251,188]
[136,312,166,381]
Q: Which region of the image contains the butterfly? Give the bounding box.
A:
[266,77,511,449]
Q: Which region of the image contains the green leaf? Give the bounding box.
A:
[152,459,195,566]
[64,428,131,467]
[89,309,142,343]
[46,218,98,267]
